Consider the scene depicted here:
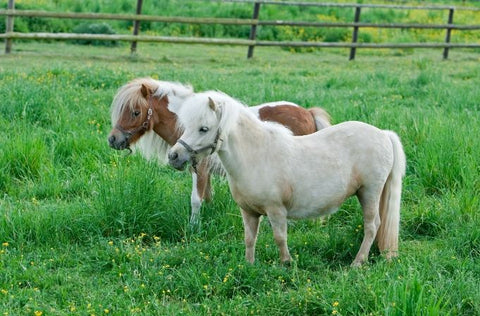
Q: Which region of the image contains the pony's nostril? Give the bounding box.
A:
[168,152,178,161]
[108,135,116,145]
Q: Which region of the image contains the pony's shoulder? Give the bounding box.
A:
[263,121,294,136]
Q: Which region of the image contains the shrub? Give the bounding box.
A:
[72,22,118,46]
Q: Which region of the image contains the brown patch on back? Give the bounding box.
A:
[258,105,317,136]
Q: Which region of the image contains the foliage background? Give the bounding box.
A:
[2,0,480,46]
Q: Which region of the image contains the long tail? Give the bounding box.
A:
[376,131,406,259]
[308,107,332,131]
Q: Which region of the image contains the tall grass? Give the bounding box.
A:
[0,42,480,314]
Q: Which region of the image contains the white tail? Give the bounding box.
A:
[308,107,332,130]
[376,131,406,259]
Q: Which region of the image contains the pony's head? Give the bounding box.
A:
[108,78,193,151]
[168,91,242,170]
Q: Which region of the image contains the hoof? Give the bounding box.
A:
[281,260,292,268]
[350,260,363,268]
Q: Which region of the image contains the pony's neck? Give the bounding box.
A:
[217,111,269,180]
[152,96,181,146]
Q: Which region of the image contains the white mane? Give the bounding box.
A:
[178,90,293,140]
[154,80,193,112]
[110,78,194,164]
[131,130,170,163]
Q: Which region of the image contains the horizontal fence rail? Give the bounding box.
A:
[223,0,480,11]
[1,32,480,48]
[2,0,480,59]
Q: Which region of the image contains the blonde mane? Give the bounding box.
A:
[110,77,194,164]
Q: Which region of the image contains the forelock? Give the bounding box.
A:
[110,79,151,125]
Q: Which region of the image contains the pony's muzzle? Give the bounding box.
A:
[168,146,190,171]
[168,151,178,161]
[108,132,128,150]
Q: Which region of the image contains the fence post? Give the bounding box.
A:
[130,0,143,55]
[349,6,361,60]
[443,8,454,60]
[247,2,261,59]
[5,0,15,54]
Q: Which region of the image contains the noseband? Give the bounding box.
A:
[177,129,222,172]
[115,95,154,152]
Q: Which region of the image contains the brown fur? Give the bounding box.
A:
[150,96,181,146]
[258,105,317,135]
[194,159,212,203]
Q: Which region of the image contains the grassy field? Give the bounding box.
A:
[1,42,480,315]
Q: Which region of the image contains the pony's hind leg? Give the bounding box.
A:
[241,209,261,263]
[266,207,292,263]
[352,189,382,267]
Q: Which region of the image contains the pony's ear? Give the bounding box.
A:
[208,97,217,111]
[140,84,152,99]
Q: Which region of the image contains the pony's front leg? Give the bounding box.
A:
[241,208,261,263]
[189,160,212,226]
[189,172,202,226]
[266,207,292,263]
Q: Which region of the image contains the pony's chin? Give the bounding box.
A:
[169,159,188,171]
[109,142,126,150]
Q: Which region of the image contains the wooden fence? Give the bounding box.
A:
[1,0,480,60]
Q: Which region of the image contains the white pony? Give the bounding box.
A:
[168,91,406,266]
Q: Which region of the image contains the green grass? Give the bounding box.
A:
[1,41,480,315]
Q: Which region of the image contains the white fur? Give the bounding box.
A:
[190,172,202,225]
[169,91,406,266]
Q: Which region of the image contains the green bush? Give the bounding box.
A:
[72,22,118,46]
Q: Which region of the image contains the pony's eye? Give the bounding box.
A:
[199,126,209,133]
[133,110,141,117]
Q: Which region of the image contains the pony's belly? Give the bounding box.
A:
[287,206,338,219]
[231,190,268,215]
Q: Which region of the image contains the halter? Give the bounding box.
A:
[115,95,154,152]
[177,128,222,172]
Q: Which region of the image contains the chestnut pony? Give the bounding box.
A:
[168,91,406,266]
[108,78,331,224]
